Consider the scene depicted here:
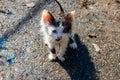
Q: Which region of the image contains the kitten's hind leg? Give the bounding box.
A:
[69,36,77,49]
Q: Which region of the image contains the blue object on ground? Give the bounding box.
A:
[5,54,16,65]
[7,57,16,64]
[0,38,7,48]
[0,38,16,65]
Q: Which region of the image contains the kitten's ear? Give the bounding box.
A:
[65,11,75,22]
[41,10,55,25]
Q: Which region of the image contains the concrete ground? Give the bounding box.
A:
[0,0,120,80]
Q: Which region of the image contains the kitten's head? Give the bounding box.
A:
[40,10,75,41]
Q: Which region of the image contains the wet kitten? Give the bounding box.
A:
[40,0,77,61]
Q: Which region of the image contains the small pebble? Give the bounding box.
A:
[26,3,35,8]
[92,43,101,52]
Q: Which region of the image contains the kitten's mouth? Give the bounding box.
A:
[56,38,61,41]
[56,37,62,41]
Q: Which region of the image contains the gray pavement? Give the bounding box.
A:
[0,0,120,80]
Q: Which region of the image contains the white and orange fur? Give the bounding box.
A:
[40,10,77,61]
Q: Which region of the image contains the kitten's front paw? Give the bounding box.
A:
[58,56,65,61]
[70,42,77,49]
[48,53,56,61]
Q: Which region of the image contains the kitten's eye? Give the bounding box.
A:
[63,26,70,33]
[52,30,57,33]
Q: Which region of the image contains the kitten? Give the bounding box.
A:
[40,0,77,61]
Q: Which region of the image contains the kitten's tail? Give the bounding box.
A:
[55,0,64,16]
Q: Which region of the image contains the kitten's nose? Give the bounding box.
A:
[56,36,62,41]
